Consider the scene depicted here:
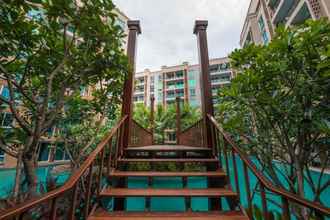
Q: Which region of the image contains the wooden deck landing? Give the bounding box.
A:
[100,188,237,198]
[109,170,226,177]
[88,211,248,220]
[125,145,211,152]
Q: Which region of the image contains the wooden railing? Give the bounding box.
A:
[0,116,128,220]
[129,119,153,147]
[207,114,330,220]
[178,119,203,148]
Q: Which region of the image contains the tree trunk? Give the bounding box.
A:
[13,148,23,203]
[22,152,38,197]
[294,146,308,220]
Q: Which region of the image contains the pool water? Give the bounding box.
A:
[1,157,329,217]
[103,156,330,216]
[0,166,70,198]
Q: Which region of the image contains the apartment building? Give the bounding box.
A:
[240,0,330,47]
[133,57,234,108]
[0,7,129,169]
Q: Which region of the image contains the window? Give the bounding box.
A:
[55,143,70,161]
[46,127,54,137]
[27,9,44,20]
[115,18,126,31]
[258,16,269,44]
[0,112,13,128]
[190,99,198,107]
[190,89,196,97]
[67,24,75,34]
[244,30,254,47]
[38,143,50,162]
[0,86,10,100]
[0,150,4,163]
[209,65,219,73]
[188,79,196,87]
[168,132,176,142]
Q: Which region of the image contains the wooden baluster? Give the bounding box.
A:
[315,210,324,220]
[107,138,113,175]
[231,148,240,199]
[215,128,220,160]
[281,196,290,220]
[260,183,269,220]
[84,162,94,219]
[69,183,79,220]
[223,139,230,179]
[49,198,57,220]
[18,212,24,220]
[114,130,120,168]
[243,163,252,218]
[98,148,105,194]
[119,123,125,157]
[210,122,216,156]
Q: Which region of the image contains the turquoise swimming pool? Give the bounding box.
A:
[0,166,70,199]
[104,156,330,217]
[1,157,329,217]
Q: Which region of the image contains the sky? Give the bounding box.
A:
[113,0,250,72]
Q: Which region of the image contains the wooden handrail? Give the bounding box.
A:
[180,118,203,134]
[132,119,153,135]
[207,114,330,216]
[0,115,128,219]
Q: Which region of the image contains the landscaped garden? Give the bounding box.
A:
[0,0,329,219]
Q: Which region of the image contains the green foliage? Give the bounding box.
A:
[0,0,128,192]
[133,102,201,144]
[217,19,330,209]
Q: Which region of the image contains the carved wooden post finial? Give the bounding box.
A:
[193,20,214,149]
[121,20,141,151]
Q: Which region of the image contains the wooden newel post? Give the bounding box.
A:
[150,96,155,144]
[176,97,181,145]
[193,20,214,149]
[121,20,141,151]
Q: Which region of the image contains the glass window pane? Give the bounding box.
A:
[55,144,65,161]
[38,143,50,161]
[0,150,4,163]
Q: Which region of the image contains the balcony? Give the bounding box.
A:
[272,0,300,25]
[286,1,312,26]
[135,82,145,87]
[268,0,281,11]
[166,93,184,100]
[134,90,144,95]
[211,79,231,85]
[165,76,184,82]
[210,70,232,76]
[166,84,185,91]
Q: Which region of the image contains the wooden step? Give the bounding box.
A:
[100,188,237,198]
[125,145,211,152]
[117,158,219,163]
[88,210,248,220]
[109,170,226,178]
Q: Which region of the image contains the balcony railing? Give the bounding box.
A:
[211,78,231,85]
[272,0,300,25]
[166,84,185,90]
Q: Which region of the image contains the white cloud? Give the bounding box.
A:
[113,0,250,72]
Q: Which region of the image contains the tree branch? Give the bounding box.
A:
[0,65,32,135]
[0,138,18,158]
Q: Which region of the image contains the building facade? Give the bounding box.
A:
[0,7,129,169]
[133,57,234,108]
[240,0,330,47]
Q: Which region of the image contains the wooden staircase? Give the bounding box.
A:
[87,145,249,220]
